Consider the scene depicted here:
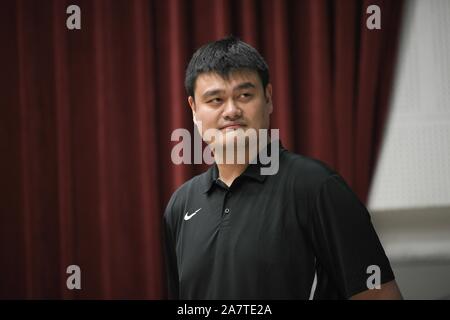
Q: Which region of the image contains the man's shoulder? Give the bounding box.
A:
[280,148,337,191]
[163,169,209,222]
[173,168,211,197]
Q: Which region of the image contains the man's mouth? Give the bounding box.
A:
[220,124,245,131]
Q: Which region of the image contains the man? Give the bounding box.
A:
[163,36,402,299]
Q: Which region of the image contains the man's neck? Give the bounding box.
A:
[216,162,248,187]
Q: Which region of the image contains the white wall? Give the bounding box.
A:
[367,0,450,299]
[368,0,450,211]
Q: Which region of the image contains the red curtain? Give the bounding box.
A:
[0,0,403,299]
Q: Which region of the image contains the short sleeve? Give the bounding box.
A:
[310,174,395,299]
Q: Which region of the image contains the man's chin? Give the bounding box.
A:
[220,128,248,146]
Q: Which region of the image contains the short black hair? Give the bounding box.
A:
[185,36,270,99]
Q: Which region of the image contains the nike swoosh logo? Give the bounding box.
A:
[184,208,202,221]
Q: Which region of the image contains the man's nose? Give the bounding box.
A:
[222,99,242,120]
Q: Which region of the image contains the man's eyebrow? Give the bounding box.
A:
[201,82,257,99]
[201,89,224,99]
[233,82,256,91]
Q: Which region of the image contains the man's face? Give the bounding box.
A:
[188,70,273,148]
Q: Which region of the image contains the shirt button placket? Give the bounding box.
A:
[221,190,231,222]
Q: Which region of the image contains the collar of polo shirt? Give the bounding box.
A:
[201,139,285,193]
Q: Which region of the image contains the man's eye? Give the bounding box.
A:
[208,98,222,104]
[239,93,253,99]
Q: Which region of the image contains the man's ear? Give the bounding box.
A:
[188,96,198,124]
[188,96,195,111]
[265,84,273,114]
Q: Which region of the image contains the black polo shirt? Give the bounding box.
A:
[163,140,395,299]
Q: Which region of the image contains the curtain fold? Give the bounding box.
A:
[0,0,403,298]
